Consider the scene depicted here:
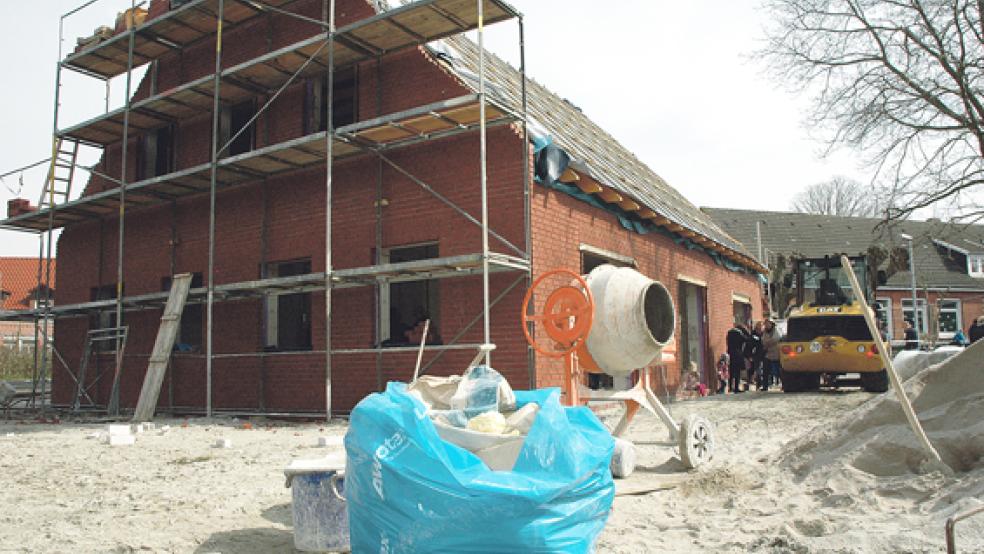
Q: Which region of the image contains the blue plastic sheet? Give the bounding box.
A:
[344,383,615,553]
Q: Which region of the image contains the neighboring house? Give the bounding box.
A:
[0,0,763,413]
[0,257,54,353]
[705,208,984,345]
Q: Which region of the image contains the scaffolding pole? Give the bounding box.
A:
[477,0,490,366]
[107,0,138,416]
[519,15,533,388]
[207,0,226,418]
[324,0,336,421]
[18,0,530,417]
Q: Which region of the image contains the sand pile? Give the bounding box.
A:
[785,340,984,477]
[892,345,963,382]
[779,340,984,549]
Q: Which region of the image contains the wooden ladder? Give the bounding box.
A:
[39,137,79,210]
[132,273,194,422]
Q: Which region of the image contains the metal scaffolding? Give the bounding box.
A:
[1,0,529,418]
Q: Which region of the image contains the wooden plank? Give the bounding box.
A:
[618,199,641,211]
[575,180,601,194]
[597,189,623,203]
[132,273,193,422]
[558,167,580,183]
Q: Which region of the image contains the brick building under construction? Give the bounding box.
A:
[0,0,765,415]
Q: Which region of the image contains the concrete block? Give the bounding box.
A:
[214,438,232,449]
[107,424,132,436]
[104,434,136,446]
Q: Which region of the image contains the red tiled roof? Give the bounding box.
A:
[0,257,55,310]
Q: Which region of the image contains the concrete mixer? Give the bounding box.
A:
[522,264,714,469]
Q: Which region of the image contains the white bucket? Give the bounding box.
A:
[284,455,349,552]
[584,264,675,376]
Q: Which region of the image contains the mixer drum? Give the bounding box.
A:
[577,264,675,376]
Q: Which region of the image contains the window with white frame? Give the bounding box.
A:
[937,299,962,337]
[263,259,312,351]
[970,255,984,277]
[380,243,441,346]
[901,298,928,334]
[874,298,892,340]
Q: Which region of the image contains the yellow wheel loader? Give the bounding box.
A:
[779,255,889,393]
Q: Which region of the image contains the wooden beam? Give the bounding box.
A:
[638,208,658,219]
[654,216,671,226]
[667,223,684,232]
[618,199,641,212]
[575,180,602,194]
[597,189,623,203]
[558,167,580,183]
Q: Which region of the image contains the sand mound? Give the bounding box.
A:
[892,345,963,382]
[785,340,984,477]
[781,341,984,524]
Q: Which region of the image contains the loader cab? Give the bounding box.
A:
[793,255,871,308]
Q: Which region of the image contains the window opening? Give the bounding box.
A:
[380,243,441,347]
[874,297,892,340]
[137,125,176,180]
[305,67,358,134]
[263,259,313,351]
[937,299,961,337]
[969,255,984,277]
[901,298,928,335]
[220,100,256,157]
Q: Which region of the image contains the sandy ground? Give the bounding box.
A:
[1,359,982,553]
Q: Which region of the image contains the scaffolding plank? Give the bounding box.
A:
[8,95,514,232]
[62,0,298,78]
[0,253,529,321]
[59,0,518,144]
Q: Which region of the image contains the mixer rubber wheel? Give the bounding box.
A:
[678,414,714,469]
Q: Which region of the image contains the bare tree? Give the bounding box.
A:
[762,0,984,223]
[791,176,888,216]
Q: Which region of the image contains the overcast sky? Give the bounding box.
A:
[0,0,870,257]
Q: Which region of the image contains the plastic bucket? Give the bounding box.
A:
[285,458,349,552]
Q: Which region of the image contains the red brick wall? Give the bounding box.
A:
[877,289,984,342]
[55,123,530,412]
[529,187,764,394]
[52,0,763,412]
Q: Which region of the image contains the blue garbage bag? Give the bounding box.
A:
[344,382,615,553]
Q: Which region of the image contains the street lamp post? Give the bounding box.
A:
[900,233,919,348]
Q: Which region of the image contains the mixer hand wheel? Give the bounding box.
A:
[521,269,594,358]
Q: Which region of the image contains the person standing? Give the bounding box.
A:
[903,319,919,350]
[726,322,749,393]
[760,320,782,391]
[744,321,765,391]
[969,315,984,344]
